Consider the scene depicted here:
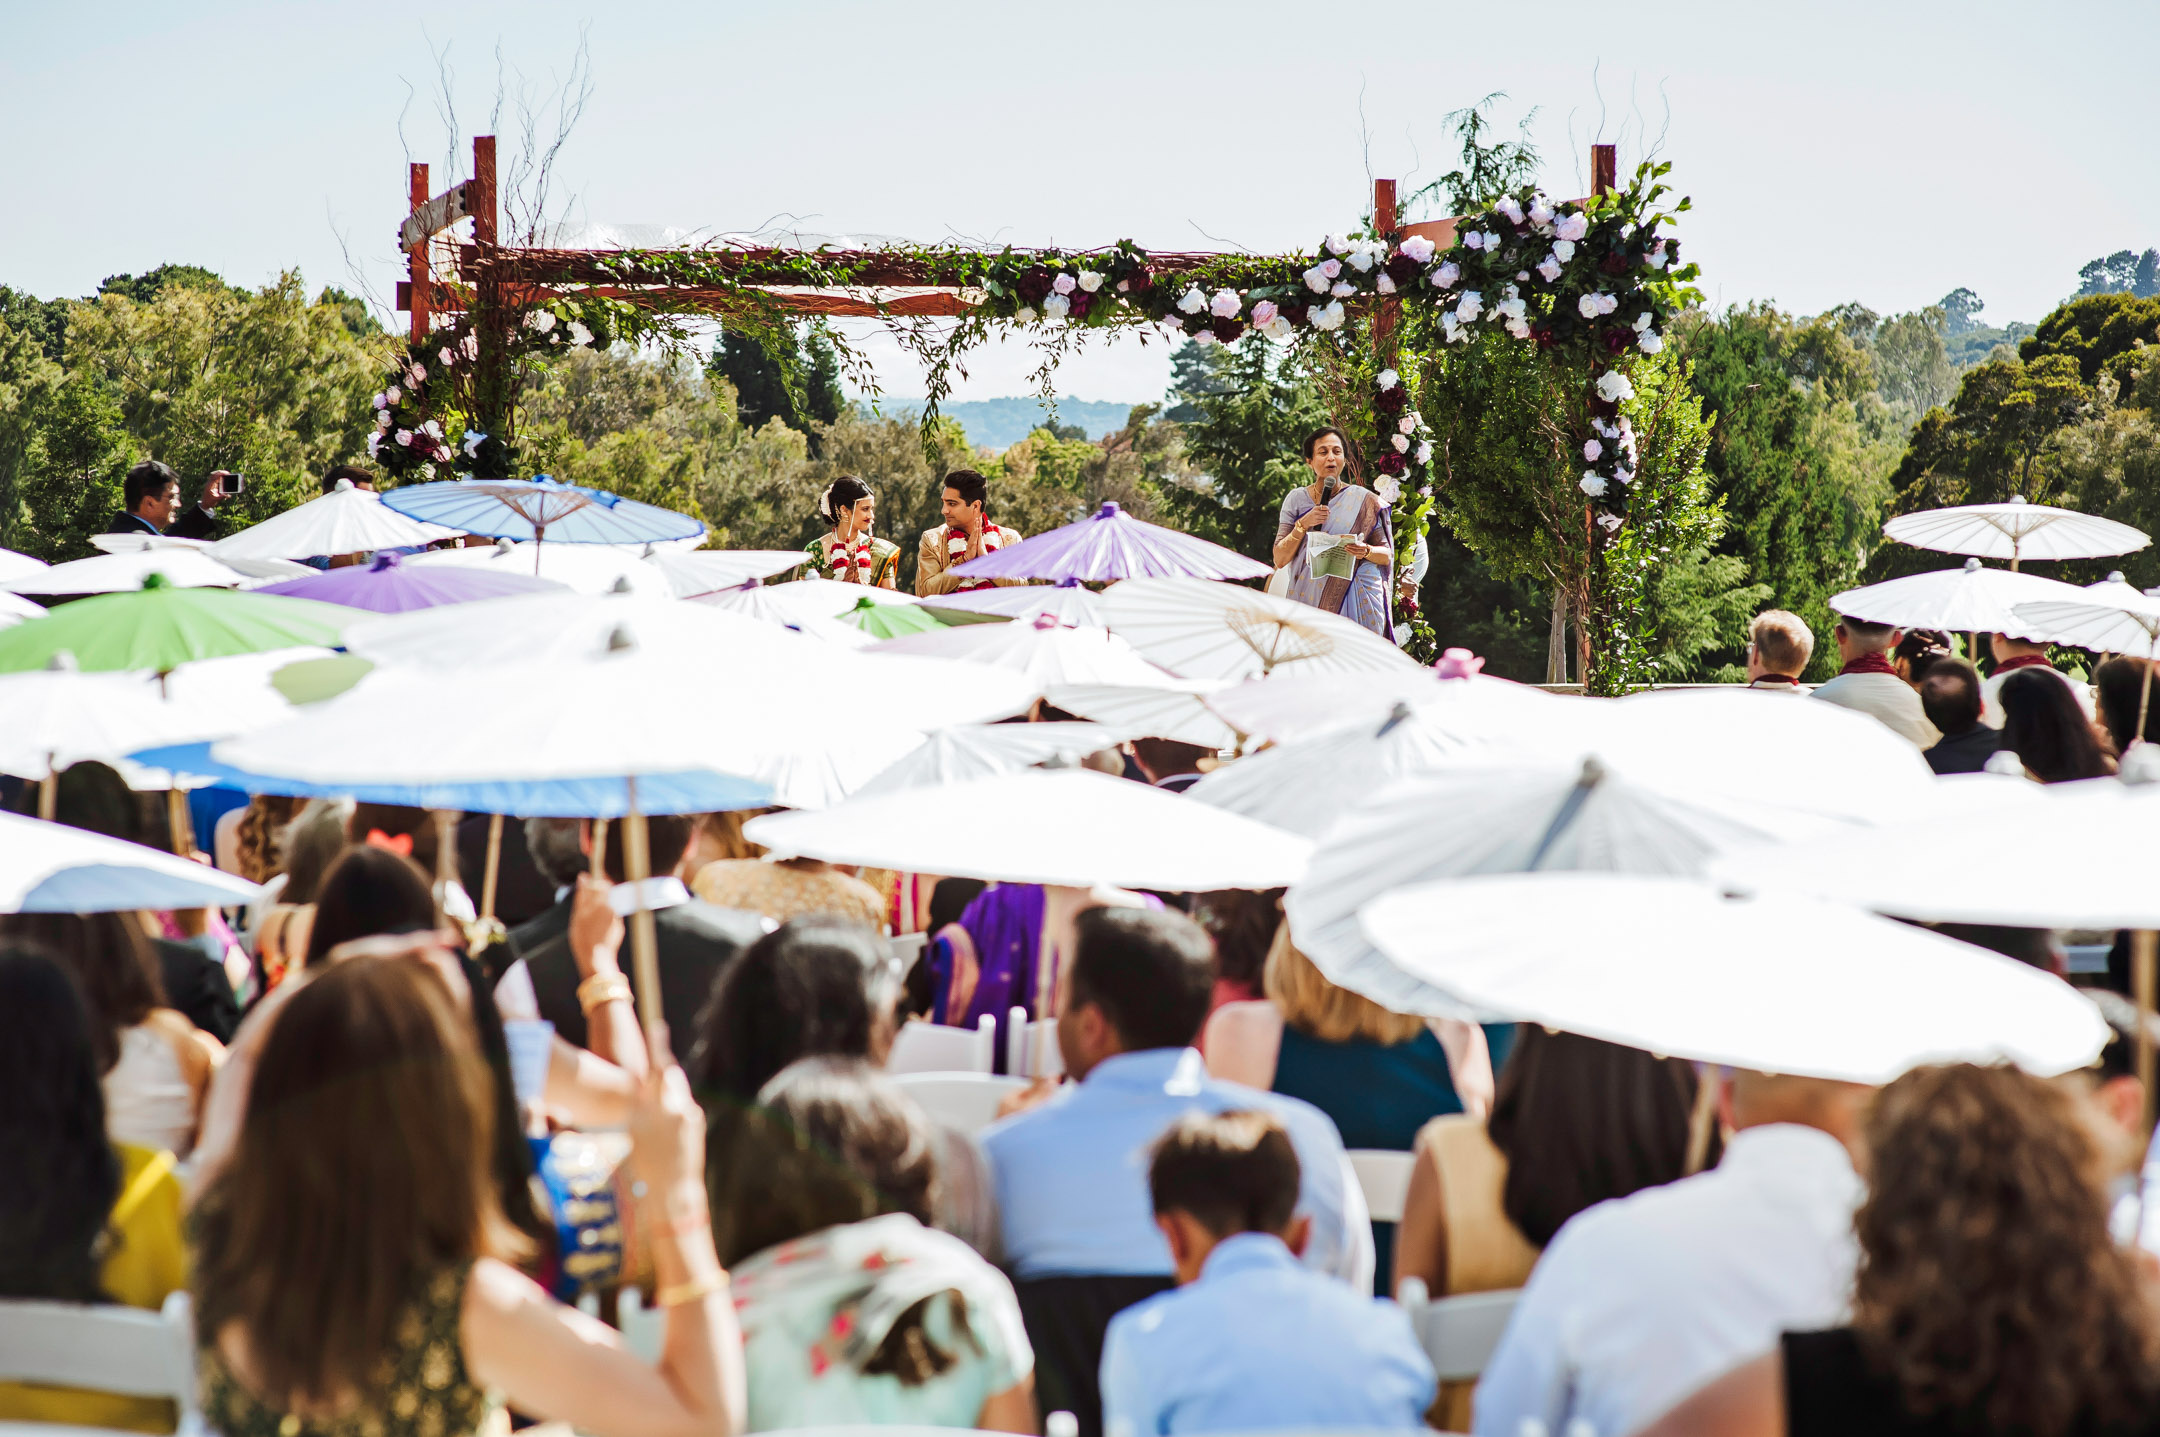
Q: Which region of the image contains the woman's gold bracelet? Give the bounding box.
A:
[576,972,633,1013]
[656,1272,730,1308]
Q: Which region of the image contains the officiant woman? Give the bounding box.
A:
[1271,427,1393,638]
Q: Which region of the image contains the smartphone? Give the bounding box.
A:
[211,470,245,497]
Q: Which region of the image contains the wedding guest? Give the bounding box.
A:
[1270,427,1393,638]
[1099,1111,1433,1436]
[249,797,354,992]
[1810,612,1938,747]
[346,802,475,919]
[693,849,884,929]
[1396,1027,1710,1430]
[0,947,189,1434]
[1981,629,2095,728]
[1642,1064,2160,1437]
[319,462,375,494]
[457,810,557,934]
[0,911,222,1158]
[221,794,304,882]
[1202,926,1493,1290]
[1127,738,1211,794]
[714,1058,1034,1431]
[1996,666,2115,782]
[2095,655,2160,752]
[916,470,1025,596]
[1473,1069,1872,1437]
[1189,887,1282,1011]
[980,908,1370,1436]
[1892,627,1953,686]
[1917,660,2003,775]
[103,460,224,538]
[808,477,901,589]
[1743,610,1812,690]
[192,954,747,1437]
[506,817,586,962]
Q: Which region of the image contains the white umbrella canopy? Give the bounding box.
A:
[1709,774,2160,929]
[688,584,876,647]
[920,583,1111,628]
[6,547,257,595]
[0,809,263,913]
[746,729,937,811]
[1883,496,2149,567]
[207,480,461,561]
[852,722,1126,799]
[643,548,809,599]
[1208,669,1579,747]
[0,591,46,628]
[2087,570,2147,602]
[0,646,319,779]
[2012,588,2160,656]
[0,547,48,583]
[1829,557,2092,637]
[1285,753,1873,1017]
[343,588,799,670]
[744,768,1312,891]
[91,532,312,585]
[1042,679,1242,750]
[1100,577,1421,681]
[700,576,920,625]
[1358,873,2107,1083]
[869,618,1176,696]
[405,538,670,596]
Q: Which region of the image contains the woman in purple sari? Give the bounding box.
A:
[1271,426,1395,639]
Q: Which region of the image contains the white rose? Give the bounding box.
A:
[1193,329,1219,347]
[1043,293,1072,320]
[1495,195,1525,224]
[1326,234,1352,256]
[568,320,593,347]
[1251,300,1280,326]
[365,432,382,457]
[462,334,480,358]
[409,364,427,384]
[1014,305,1037,323]
[1377,368,1400,389]
[1331,281,1356,298]
[1077,270,1103,292]
[1435,261,1460,287]
[1348,247,1376,273]
[438,347,455,366]
[1464,231,1486,250]
[1596,371,1636,403]
[1375,273,1397,295]
[1178,286,1207,315]
[1392,433,1410,453]
[1552,239,1576,262]
[1614,465,1636,486]
[1598,513,1625,534]
[372,392,387,409]
[1638,331,1665,354]
[1259,316,1295,342]
[386,385,401,404]
[1556,213,1589,242]
[1313,300,1346,331]
[1506,318,1532,339]
[526,309,557,333]
[1398,415,1418,435]
[1529,197,1554,226]
[1583,439,1603,461]
[1400,235,1436,263]
[1210,289,1241,318]
[376,411,392,431]
[1415,441,1433,464]
[1374,474,1402,504]
[1647,248,1669,271]
[424,419,444,438]
[1303,265,1331,294]
[1052,273,1077,296]
[395,428,414,446]
[1320,258,1342,279]
[1579,472,1608,497]
[1633,311,1654,332]
[1455,291,1484,322]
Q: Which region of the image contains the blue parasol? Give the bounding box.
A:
[381,477,704,574]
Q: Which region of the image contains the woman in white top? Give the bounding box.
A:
[0,911,222,1156]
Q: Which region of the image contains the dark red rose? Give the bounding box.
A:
[1598,252,1630,276]
[1385,253,1422,286]
[1374,384,1407,414]
[1531,321,1557,350]
[1601,326,1631,355]
[1016,266,1055,305]
[1588,395,1620,420]
[1377,451,1407,476]
[1068,291,1095,321]
[1210,316,1246,344]
[1280,298,1309,325]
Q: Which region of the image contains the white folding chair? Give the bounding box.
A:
[885,1014,995,1075]
[0,1290,201,1434]
[1395,1278,1523,1383]
[1348,1148,1416,1224]
[890,1071,1029,1136]
[1005,1005,1065,1079]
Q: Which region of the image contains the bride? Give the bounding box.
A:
[806,477,899,589]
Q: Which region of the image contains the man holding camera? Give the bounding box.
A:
[105,460,236,539]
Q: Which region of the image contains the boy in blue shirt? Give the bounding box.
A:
[1099,1110,1436,1435]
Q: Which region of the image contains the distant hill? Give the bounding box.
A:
[872,397,1137,450]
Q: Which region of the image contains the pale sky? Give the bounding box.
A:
[6,0,2156,404]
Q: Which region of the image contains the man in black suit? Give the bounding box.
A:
[502,817,585,969]
[104,460,229,539]
[1920,660,2003,776]
[493,812,766,1057]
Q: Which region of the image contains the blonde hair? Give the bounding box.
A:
[1750,609,1815,675]
[1262,923,1424,1045]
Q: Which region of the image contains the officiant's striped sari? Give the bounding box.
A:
[1276,483,1393,638]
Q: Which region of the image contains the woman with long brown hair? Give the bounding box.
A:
[1643,1063,2160,1437]
[193,953,744,1437]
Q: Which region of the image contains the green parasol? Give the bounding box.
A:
[0,574,352,675]
[838,595,949,640]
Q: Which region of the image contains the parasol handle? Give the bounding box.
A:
[590,817,609,877]
[621,776,665,1058]
[1683,1065,1721,1176]
[2136,931,2157,1137]
[480,813,503,922]
[431,809,460,925]
[165,789,191,858]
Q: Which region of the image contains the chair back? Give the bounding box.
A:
[1348,1148,1416,1224]
[1006,1006,1065,1079]
[890,1072,1028,1136]
[0,1289,201,1432]
[885,1014,995,1075]
[1395,1277,1522,1382]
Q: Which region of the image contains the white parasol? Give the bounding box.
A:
[2014,586,2160,738]
[1042,679,1242,750]
[745,768,1311,890]
[852,722,1126,799]
[1883,497,2149,570]
[698,576,920,626]
[0,547,48,583]
[0,809,263,914]
[1358,873,2107,1082]
[643,548,809,599]
[1208,668,1578,747]
[404,538,669,596]
[869,617,1176,695]
[920,582,1111,628]
[1100,577,1421,681]
[206,479,461,561]
[1829,557,2091,637]
[0,591,46,629]
[90,532,311,585]
[6,547,258,596]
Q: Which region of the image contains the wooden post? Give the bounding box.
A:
[408,162,430,346]
[469,136,508,466]
[470,136,497,246]
[1372,178,1399,359]
[1591,143,1617,198]
[1579,145,1619,690]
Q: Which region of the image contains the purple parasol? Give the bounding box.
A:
[950,501,1273,583]
[253,550,565,614]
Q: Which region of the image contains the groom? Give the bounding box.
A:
[916,469,1026,595]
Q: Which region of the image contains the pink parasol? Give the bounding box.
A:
[950,501,1272,583]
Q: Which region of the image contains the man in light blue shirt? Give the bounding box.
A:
[980,908,1372,1435]
[1100,1109,1433,1435]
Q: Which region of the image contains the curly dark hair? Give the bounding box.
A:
[1852,1063,2160,1436]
